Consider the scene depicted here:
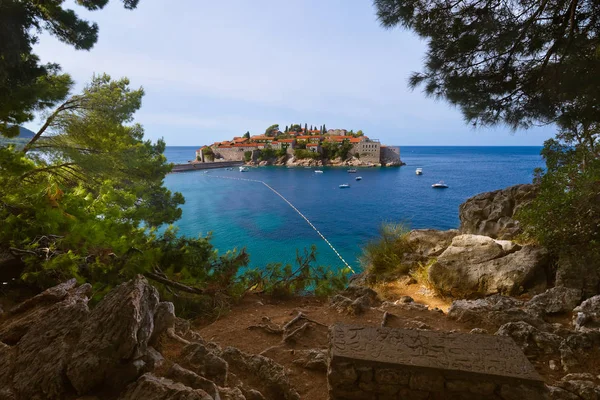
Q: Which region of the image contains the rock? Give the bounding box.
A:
[573,295,600,331]
[0,279,88,344]
[151,301,176,344]
[527,287,582,315]
[546,385,581,400]
[166,364,220,399]
[12,287,90,399]
[448,295,546,329]
[0,342,15,395]
[181,342,229,386]
[118,373,213,400]
[219,387,246,400]
[67,275,160,394]
[405,229,459,259]
[550,360,559,371]
[555,252,600,299]
[292,349,327,371]
[143,347,165,371]
[559,331,600,372]
[429,235,548,298]
[556,378,600,400]
[469,328,488,334]
[495,321,563,357]
[398,296,414,303]
[220,346,300,400]
[243,389,265,400]
[459,183,538,239]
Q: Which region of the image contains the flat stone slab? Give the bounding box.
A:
[330,324,543,384]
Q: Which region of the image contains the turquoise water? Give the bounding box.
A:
[164,146,544,271]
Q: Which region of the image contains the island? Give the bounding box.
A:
[194,124,404,167]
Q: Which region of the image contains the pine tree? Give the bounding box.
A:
[285,126,288,133]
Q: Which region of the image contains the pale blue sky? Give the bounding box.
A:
[32,0,554,146]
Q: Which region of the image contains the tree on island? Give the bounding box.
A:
[264,124,279,136]
[244,131,250,139]
[290,124,301,132]
[285,125,289,133]
[0,0,140,138]
[375,0,600,280]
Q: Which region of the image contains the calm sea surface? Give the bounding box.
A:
[163,146,544,271]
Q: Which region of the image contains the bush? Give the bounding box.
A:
[244,151,252,162]
[359,223,413,281]
[241,246,349,297]
[294,149,319,159]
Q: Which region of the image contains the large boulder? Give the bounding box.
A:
[67,276,160,394]
[526,287,582,315]
[428,234,548,298]
[401,229,459,267]
[495,321,563,357]
[459,183,538,239]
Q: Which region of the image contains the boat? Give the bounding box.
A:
[339,184,350,188]
[226,167,233,171]
[347,169,357,173]
[355,176,362,181]
[416,168,423,175]
[432,181,449,189]
[239,166,249,172]
[314,170,324,174]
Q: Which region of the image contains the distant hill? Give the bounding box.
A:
[18,126,36,138]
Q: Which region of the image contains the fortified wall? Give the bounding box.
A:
[351,141,381,164]
[328,324,546,400]
[380,146,401,166]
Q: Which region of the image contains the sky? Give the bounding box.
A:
[32,0,554,146]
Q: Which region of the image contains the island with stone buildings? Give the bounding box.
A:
[194,125,404,167]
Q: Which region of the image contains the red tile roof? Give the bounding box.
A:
[278,139,295,143]
[306,143,319,147]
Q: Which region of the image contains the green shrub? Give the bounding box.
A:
[242,246,349,297]
[294,149,319,159]
[359,223,413,281]
[244,151,252,162]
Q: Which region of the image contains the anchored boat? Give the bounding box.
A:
[416,168,423,175]
[355,176,362,181]
[314,170,324,174]
[432,181,449,189]
[339,183,350,189]
[347,169,357,173]
[239,166,249,172]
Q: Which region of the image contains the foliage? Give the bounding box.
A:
[518,127,600,262]
[243,131,250,139]
[374,0,600,129]
[0,0,139,137]
[359,223,413,281]
[409,259,436,290]
[242,246,349,297]
[244,151,252,162]
[257,146,277,160]
[294,149,319,159]
[289,124,302,132]
[321,141,353,160]
[202,146,214,161]
[264,124,279,137]
[355,130,364,137]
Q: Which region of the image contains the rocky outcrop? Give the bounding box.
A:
[459,183,538,239]
[118,373,213,400]
[67,276,160,394]
[428,234,548,298]
[527,287,582,315]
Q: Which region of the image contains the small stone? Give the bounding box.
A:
[470,328,488,334]
[550,360,559,371]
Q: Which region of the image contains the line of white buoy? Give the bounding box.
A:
[203,174,356,273]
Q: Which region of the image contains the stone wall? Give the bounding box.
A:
[328,324,546,400]
[380,146,401,166]
[213,147,251,161]
[352,142,380,164]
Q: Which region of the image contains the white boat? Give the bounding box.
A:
[432,181,448,189]
[239,166,249,172]
[416,168,423,175]
[347,169,357,173]
[355,176,362,181]
[314,170,324,174]
[339,183,350,189]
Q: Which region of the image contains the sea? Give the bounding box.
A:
[163,146,544,272]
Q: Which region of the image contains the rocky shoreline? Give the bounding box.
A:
[246,154,406,168]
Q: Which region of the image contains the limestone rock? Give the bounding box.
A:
[556,377,600,400]
[220,346,300,400]
[573,295,600,332]
[448,295,545,329]
[151,301,176,344]
[292,349,328,371]
[181,343,229,386]
[527,287,582,315]
[495,321,563,357]
[12,289,90,399]
[118,373,213,400]
[67,275,160,394]
[218,387,246,400]
[459,183,538,239]
[166,363,220,399]
[429,235,548,298]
